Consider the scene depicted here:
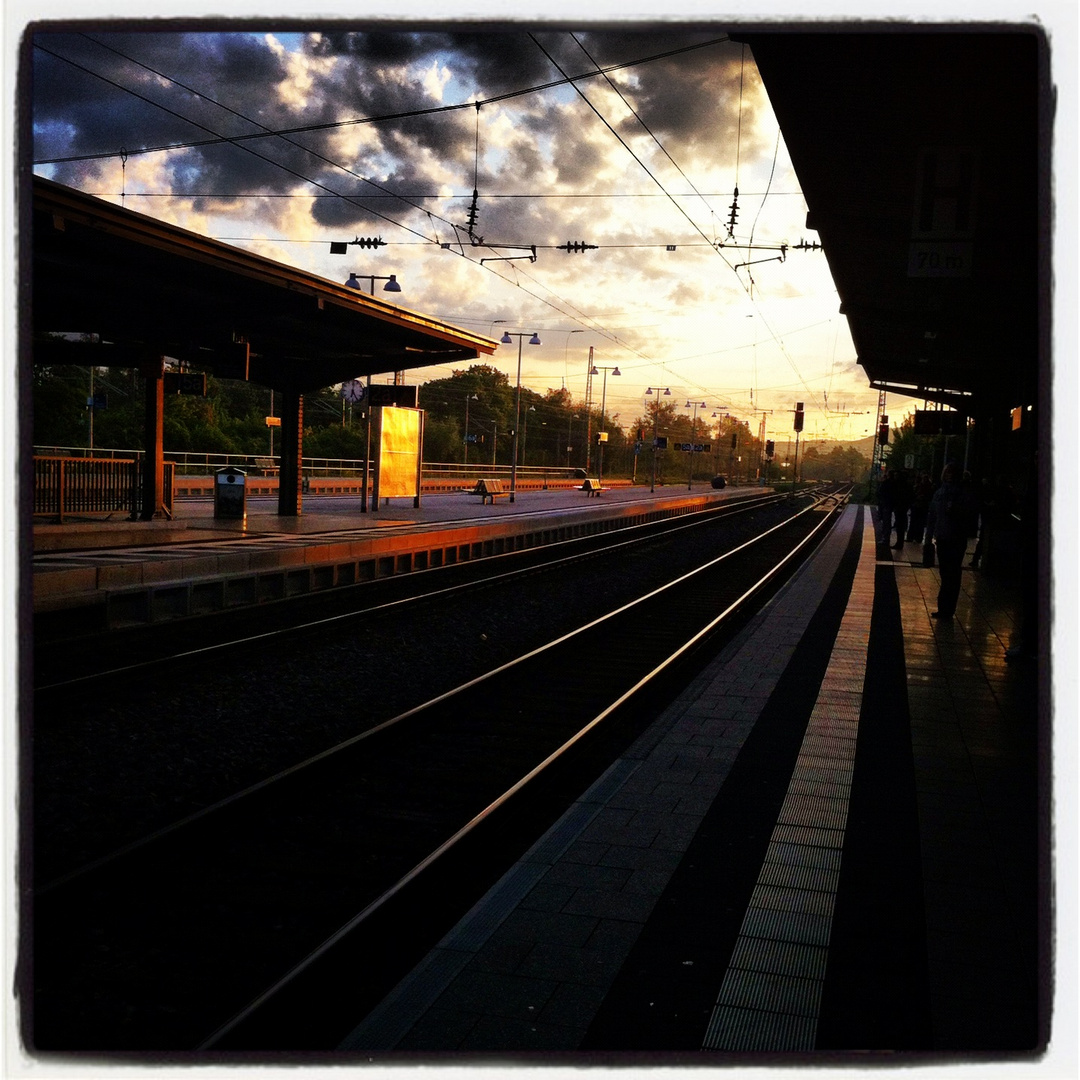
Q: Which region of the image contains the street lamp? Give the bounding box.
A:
[344,273,402,294]
[590,364,621,487]
[500,330,542,502]
[685,400,707,490]
[644,386,671,492]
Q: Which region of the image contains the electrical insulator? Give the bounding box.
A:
[351,236,386,249]
[559,241,598,253]
[726,186,740,236]
[465,189,481,241]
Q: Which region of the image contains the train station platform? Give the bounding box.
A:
[336,503,1048,1060]
[31,483,745,632]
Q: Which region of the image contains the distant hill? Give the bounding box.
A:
[806,435,876,458]
[773,435,876,460]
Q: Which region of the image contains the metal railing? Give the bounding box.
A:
[33,455,175,521]
[33,447,587,484]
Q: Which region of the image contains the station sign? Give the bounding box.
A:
[368,384,418,408]
[164,372,207,396]
[673,442,711,453]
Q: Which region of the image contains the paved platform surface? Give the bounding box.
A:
[33,483,718,552]
[30,484,748,622]
[335,504,1047,1061]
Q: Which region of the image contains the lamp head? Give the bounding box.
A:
[501,332,512,344]
[344,273,361,289]
[383,274,401,293]
[529,333,541,345]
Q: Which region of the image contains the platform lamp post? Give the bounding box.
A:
[344,272,402,295]
[500,330,542,503]
[685,400,706,489]
[590,364,621,487]
[344,273,402,510]
[644,386,671,492]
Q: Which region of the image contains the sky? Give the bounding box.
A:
[10,8,1080,1080]
[27,22,914,445]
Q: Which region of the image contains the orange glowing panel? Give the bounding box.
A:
[374,406,423,498]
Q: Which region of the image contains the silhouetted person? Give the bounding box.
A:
[877,469,897,546]
[925,461,979,620]
[907,471,933,543]
[891,470,913,549]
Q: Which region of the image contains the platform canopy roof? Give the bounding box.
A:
[29,175,497,393]
[739,28,1047,414]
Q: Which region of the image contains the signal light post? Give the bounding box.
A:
[792,402,805,488]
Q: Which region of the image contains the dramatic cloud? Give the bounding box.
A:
[28,22,889,439]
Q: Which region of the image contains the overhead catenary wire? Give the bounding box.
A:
[33,35,729,166]
[33,32,735,381]
[34,31,831,426]
[526,31,739,281]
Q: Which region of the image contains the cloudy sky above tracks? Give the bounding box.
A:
[26,15,1037,440]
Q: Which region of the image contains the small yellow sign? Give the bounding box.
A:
[265,416,281,427]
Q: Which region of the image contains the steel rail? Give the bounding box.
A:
[36,492,825,895]
[34,488,808,692]
[196,494,844,1049]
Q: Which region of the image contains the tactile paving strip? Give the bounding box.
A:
[702,520,877,1051]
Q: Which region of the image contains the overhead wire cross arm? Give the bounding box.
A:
[480,245,537,266]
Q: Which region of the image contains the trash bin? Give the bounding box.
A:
[215,467,246,522]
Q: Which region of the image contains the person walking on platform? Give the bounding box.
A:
[907,471,933,544]
[891,470,913,549]
[877,469,897,546]
[925,462,979,620]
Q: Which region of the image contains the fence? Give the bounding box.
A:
[33,456,175,522]
[33,447,586,484]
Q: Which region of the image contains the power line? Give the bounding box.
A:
[32,35,728,166]
[81,190,804,200]
[527,32,738,279]
[33,31,815,402]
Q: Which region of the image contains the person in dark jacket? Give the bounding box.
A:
[891,470,913,549]
[925,462,980,619]
[907,471,934,544]
[877,469,897,546]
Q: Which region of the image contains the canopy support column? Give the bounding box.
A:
[139,355,167,520]
[276,387,304,516]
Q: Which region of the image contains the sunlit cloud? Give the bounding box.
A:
[29,23,921,439]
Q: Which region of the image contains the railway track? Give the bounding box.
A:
[29,488,848,1052]
[33,488,828,689]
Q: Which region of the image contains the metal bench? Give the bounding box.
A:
[254,458,279,476]
[581,478,604,496]
[475,478,507,504]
